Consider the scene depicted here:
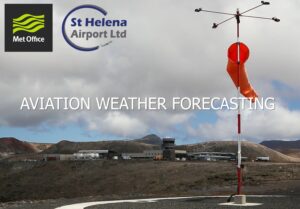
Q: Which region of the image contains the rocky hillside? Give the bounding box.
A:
[42,139,160,154]
[260,140,300,158]
[29,143,53,153]
[132,134,162,145]
[261,140,300,149]
[0,138,37,155]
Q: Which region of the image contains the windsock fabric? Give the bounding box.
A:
[227,42,258,101]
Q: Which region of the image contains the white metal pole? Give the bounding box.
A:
[236,8,242,195]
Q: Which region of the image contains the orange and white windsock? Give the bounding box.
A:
[227,42,258,101]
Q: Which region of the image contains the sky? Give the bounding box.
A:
[0,0,300,144]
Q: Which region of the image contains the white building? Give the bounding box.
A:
[74,150,110,160]
[122,150,162,159]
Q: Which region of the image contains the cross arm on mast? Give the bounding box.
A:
[212,16,235,29]
[240,1,268,15]
[195,8,235,16]
[194,1,279,29]
[241,14,280,22]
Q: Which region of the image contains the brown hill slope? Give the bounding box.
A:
[43,140,160,154]
[0,138,36,154]
[260,140,300,149]
[177,141,300,163]
[260,140,300,158]
[274,149,300,158]
[132,134,162,145]
[29,142,53,152]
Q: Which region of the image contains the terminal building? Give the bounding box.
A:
[122,150,163,160]
[188,152,236,161]
[73,150,114,160]
[122,137,186,161]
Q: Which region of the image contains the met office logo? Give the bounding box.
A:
[62,4,127,51]
[5,4,53,52]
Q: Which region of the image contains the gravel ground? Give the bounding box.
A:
[1,195,300,209]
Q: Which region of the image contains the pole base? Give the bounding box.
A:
[234,195,246,204]
[219,195,262,206]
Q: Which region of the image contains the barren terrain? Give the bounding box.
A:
[0,160,299,203]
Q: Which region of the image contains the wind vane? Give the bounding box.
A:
[195,1,279,204]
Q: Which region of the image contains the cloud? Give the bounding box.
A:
[188,103,300,142]
[86,112,148,137]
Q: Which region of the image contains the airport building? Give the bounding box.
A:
[122,138,188,161]
[73,150,114,160]
[122,150,163,160]
[162,137,176,160]
[188,152,236,161]
[43,154,74,161]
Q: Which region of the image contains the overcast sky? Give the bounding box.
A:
[0,0,300,144]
